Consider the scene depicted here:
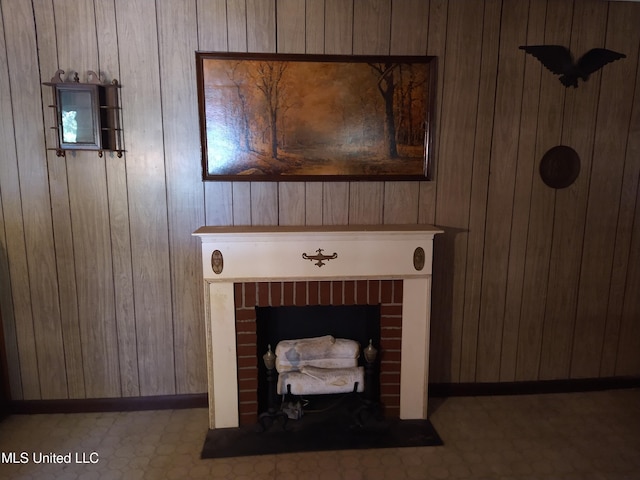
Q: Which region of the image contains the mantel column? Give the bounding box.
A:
[400,277,432,419]
[206,281,238,429]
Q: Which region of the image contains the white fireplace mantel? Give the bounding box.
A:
[194,224,442,429]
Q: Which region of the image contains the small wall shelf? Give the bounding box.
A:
[44,70,124,158]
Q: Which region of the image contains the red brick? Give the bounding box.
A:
[380,280,393,303]
[308,281,319,304]
[244,282,257,307]
[283,282,294,306]
[295,282,307,305]
[368,280,380,303]
[380,338,402,350]
[344,281,355,305]
[271,282,282,306]
[381,304,402,316]
[239,412,257,426]
[382,351,402,362]
[235,308,256,322]
[319,281,331,305]
[238,377,258,390]
[379,371,401,383]
[236,320,256,333]
[257,282,270,306]
[383,405,400,418]
[356,280,368,304]
[238,390,257,403]
[234,283,243,308]
[237,356,256,368]
[393,280,403,303]
[380,384,401,396]
[380,327,402,339]
[332,281,343,304]
[236,332,257,345]
[381,316,402,329]
[236,345,256,356]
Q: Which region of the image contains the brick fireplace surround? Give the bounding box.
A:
[235,279,404,425]
[194,225,442,429]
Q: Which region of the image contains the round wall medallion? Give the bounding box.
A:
[211,250,224,274]
[413,247,425,271]
[539,145,580,189]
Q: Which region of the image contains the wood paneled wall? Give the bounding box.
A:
[0,0,638,400]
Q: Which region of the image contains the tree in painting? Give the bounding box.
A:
[226,62,252,152]
[368,62,400,158]
[253,61,288,160]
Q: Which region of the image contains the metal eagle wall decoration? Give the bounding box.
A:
[519,45,626,88]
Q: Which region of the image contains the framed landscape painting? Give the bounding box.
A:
[196,52,436,181]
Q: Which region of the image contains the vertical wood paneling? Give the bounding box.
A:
[353,0,391,55]
[115,0,175,396]
[430,0,485,384]
[157,0,207,394]
[616,182,640,375]
[277,0,305,52]
[246,0,276,52]
[305,183,324,224]
[54,0,121,398]
[251,184,279,225]
[516,0,572,381]
[350,0,389,225]
[390,0,428,56]
[197,0,229,50]
[538,0,606,380]
[0,199,21,399]
[277,0,307,226]
[305,0,325,54]
[2,0,67,399]
[247,0,279,226]
[226,0,248,51]
[321,0,352,224]
[197,1,230,224]
[232,183,252,224]
[303,0,325,224]
[279,183,306,225]
[464,0,501,383]
[2,0,640,403]
[349,183,384,224]
[95,0,139,397]
[418,0,446,226]
[32,0,86,399]
[383,182,419,224]
[0,7,24,399]
[384,0,425,226]
[324,0,353,54]
[612,6,640,375]
[198,0,234,227]
[323,183,350,225]
[600,5,640,377]
[571,2,640,379]
[504,0,545,381]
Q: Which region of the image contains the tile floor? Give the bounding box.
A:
[1,388,639,479]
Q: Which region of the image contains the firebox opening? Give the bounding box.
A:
[255,304,381,415]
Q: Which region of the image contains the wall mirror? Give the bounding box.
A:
[44,70,124,157]
[56,83,101,150]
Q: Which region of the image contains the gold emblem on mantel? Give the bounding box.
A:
[302,248,338,267]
